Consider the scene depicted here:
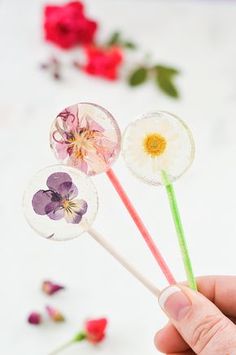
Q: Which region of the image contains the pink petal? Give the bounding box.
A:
[55,142,70,160]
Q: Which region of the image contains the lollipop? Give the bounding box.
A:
[50,103,175,285]
[122,111,197,290]
[23,165,159,297]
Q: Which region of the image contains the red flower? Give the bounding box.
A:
[82,46,123,80]
[85,318,108,343]
[44,1,97,49]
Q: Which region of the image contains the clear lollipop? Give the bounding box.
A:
[50,102,121,176]
[50,102,175,285]
[23,165,159,296]
[122,111,197,290]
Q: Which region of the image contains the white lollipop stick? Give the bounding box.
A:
[88,227,160,297]
[24,166,160,297]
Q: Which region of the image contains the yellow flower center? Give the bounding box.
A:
[62,200,76,213]
[69,130,97,157]
[143,133,167,157]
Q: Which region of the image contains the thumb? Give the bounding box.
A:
[158,285,236,354]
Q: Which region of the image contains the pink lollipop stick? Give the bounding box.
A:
[106,168,176,285]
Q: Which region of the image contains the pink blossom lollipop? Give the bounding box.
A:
[50,103,120,176]
[50,103,175,285]
[23,165,159,296]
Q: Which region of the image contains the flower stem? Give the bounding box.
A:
[49,339,74,355]
[161,170,197,290]
[49,332,86,355]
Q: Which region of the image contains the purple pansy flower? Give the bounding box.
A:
[32,172,88,224]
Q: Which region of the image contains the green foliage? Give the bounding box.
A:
[107,33,180,98]
[155,65,180,76]
[128,67,148,86]
[123,41,136,49]
[107,31,121,46]
[155,65,180,98]
[127,64,180,98]
[107,31,136,50]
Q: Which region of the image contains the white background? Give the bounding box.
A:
[1,0,236,354]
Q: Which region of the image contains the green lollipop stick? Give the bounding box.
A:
[161,170,197,290]
[122,111,197,289]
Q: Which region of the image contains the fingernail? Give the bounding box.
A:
[159,286,191,321]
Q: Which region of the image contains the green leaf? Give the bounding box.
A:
[107,31,121,46]
[155,65,180,76]
[156,72,179,98]
[154,64,180,98]
[124,41,137,50]
[128,67,148,86]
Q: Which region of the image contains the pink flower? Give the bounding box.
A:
[46,305,65,322]
[27,312,42,325]
[42,280,65,295]
[82,45,123,80]
[50,103,120,176]
[85,318,108,343]
[44,1,98,49]
[50,317,108,354]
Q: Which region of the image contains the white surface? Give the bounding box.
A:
[1,0,236,354]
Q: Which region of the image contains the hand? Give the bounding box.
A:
[155,276,236,354]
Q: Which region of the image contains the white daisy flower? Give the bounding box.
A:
[122,111,195,185]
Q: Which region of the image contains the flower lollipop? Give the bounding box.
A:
[122,111,197,290]
[50,102,175,285]
[23,165,159,296]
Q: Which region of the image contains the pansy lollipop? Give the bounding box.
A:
[122,111,197,290]
[50,103,175,285]
[23,165,159,296]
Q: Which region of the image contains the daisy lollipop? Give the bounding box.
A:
[122,111,197,290]
[50,103,175,285]
[23,165,160,297]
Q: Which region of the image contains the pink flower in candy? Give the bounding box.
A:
[42,280,65,295]
[46,305,65,322]
[50,103,120,176]
[27,312,42,325]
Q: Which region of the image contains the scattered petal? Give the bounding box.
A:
[28,312,42,325]
[46,305,65,322]
[42,280,65,295]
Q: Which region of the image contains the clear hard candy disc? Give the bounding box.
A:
[50,103,121,176]
[23,165,98,241]
[122,111,195,186]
